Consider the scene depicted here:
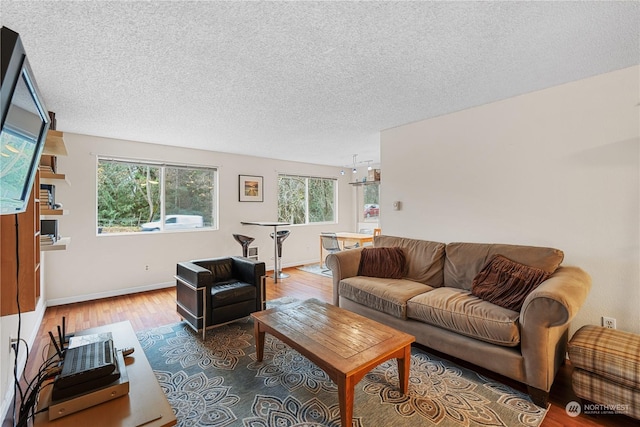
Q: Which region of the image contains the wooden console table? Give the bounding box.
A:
[35,321,176,427]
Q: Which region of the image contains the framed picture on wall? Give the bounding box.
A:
[239,175,263,202]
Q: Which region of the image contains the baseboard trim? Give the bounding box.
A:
[46,281,174,307]
[270,259,318,271]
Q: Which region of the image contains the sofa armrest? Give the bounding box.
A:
[519,265,592,391]
[176,261,212,288]
[520,266,592,328]
[231,256,266,311]
[326,247,364,306]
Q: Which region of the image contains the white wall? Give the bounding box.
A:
[44,133,356,304]
[380,66,640,335]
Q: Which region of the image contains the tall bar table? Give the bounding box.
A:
[241,221,290,283]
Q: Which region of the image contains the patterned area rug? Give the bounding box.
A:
[137,300,547,427]
[297,263,332,277]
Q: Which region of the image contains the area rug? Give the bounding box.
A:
[297,263,332,277]
[137,303,547,427]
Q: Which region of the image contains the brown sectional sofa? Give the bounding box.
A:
[326,235,592,406]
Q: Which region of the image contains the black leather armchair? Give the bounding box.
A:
[175,256,266,338]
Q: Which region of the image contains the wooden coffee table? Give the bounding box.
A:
[252,299,415,427]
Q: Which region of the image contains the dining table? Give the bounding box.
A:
[319,232,374,267]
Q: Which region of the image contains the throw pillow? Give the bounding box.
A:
[471,254,551,311]
[357,247,406,279]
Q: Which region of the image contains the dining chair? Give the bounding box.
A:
[320,233,342,270]
[359,229,374,246]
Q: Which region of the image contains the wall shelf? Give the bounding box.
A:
[40,208,65,216]
[43,129,68,156]
[41,237,70,252]
[39,130,69,252]
[349,181,380,186]
[40,170,66,181]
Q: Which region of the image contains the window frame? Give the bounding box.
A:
[277,174,338,226]
[96,156,218,235]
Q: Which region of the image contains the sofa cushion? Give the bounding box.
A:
[444,242,564,290]
[210,281,256,308]
[374,235,446,287]
[407,287,521,347]
[339,276,433,319]
[357,247,406,279]
[471,255,550,312]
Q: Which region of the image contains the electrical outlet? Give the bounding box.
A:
[602,316,616,329]
[10,337,18,352]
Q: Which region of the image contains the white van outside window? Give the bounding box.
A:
[140,214,203,232]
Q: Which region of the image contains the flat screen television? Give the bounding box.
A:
[1,26,50,215]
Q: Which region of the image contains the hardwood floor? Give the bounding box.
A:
[16,267,636,427]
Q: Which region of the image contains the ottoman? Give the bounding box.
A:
[568,325,640,420]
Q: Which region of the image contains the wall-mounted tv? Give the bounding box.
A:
[1,26,50,215]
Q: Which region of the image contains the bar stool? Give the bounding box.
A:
[232,234,255,258]
[270,230,290,279]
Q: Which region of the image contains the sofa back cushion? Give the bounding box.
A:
[374,235,446,287]
[444,242,564,290]
[196,258,233,282]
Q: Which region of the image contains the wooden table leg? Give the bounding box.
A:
[337,374,355,427]
[254,320,265,362]
[397,344,411,394]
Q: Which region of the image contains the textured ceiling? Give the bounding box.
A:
[2,1,639,167]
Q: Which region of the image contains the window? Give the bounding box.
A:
[362,183,380,221]
[278,174,336,225]
[97,158,217,234]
